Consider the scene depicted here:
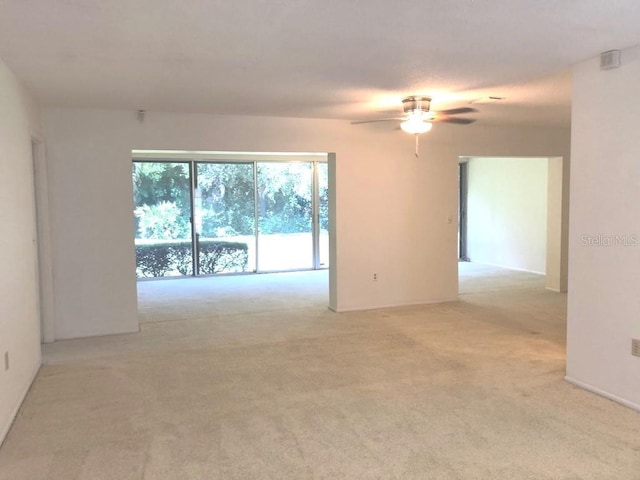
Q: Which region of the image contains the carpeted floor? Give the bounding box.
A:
[1,265,639,479]
[136,270,329,324]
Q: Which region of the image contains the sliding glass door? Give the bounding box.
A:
[195,162,257,274]
[256,162,313,271]
[133,158,328,278]
[132,162,192,277]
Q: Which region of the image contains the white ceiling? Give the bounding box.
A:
[1,0,639,127]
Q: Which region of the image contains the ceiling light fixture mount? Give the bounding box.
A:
[402,95,431,114]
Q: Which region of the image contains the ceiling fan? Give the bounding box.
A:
[351,96,477,157]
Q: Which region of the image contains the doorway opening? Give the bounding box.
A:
[458,156,563,295]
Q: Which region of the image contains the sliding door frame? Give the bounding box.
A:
[312,162,321,270]
[133,151,329,277]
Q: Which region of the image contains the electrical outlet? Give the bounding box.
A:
[4,352,8,371]
[373,273,378,281]
[632,339,640,357]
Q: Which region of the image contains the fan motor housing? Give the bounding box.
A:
[402,96,431,113]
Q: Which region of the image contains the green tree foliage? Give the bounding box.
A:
[196,163,255,237]
[132,160,325,277]
[135,241,248,277]
[134,201,188,239]
[132,162,191,239]
[195,162,314,236]
[318,163,329,231]
[256,163,312,234]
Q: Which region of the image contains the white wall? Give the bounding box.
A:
[41,108,570,339]
[466,157,549,274]
[567,44,640,410]
[0,58,42,444]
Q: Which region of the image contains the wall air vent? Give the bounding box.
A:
[600,50,621,70]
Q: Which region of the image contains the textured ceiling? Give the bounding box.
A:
[1,0,639,126]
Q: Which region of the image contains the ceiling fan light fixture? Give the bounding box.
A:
[400,117,433,134]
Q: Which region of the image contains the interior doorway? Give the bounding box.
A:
[458,156,565,294]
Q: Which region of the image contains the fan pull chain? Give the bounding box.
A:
[415,133,420,158]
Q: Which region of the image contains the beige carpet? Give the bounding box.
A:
[1,266,639,479]
[136,270,329,324]
[458,262,547,295]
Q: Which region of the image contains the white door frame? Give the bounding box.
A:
[31,136,55,343]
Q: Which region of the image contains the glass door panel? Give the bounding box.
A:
[195,162,256,274]
[132,161,192,277]
[256,162,313,271]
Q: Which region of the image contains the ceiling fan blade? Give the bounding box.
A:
[431,116,476,125]
[350,117,405,125]
[434,107,478,115]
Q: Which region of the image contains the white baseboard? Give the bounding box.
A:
[332,297,458,313]
[55,325,140,341]
[565,376,640,412]
[464,261,545,276]
[0,363,41,447]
